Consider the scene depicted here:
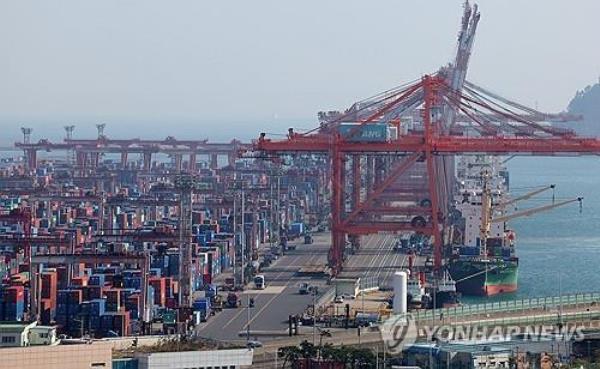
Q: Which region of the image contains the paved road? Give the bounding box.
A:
[340,234,409,288]
[196,235,330,342]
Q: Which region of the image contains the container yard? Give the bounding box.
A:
[3,1,600,368]
[0,135,330,339]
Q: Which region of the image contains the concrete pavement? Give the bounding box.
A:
[195,234,330,342]
[340,234,410,289]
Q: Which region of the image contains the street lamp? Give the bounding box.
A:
[312,286,319,345]
[317,327,332,361]
[246,295,254,342]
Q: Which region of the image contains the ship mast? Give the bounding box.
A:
[479,169,492,258]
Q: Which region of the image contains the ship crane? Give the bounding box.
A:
[492,197,582,224]
[480,172,580,256]
[498,184,556,209]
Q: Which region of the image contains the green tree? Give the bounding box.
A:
[278,345,302,369]
[347,347,376,369]
[299,340,318,359]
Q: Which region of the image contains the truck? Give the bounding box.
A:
[226,292,240,308]
[205,284,218,299]
[288,223,304,238]
[192,298,211,322]
[254,274,266,290]
[211,295,224,312]
[354,312,380,327]
[224,277,235,291]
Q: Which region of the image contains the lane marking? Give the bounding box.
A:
[206,254,302,331]
[241,250,324,330]
[241,286,286,295]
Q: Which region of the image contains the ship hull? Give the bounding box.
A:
[449,259,518,296]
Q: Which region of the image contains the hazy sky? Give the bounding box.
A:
[1,0,599,144]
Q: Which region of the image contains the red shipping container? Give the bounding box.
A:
[149,278,166,307]
[170,280,179,296]
[163,277,173,298]
[41,271,58,300]
[126,294,141,312]
[3,286,25,302]
[40,299,54,325]
[71,276,88,287]
[112,311,130,336]
[165,297,177,309]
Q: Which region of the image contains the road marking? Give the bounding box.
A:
[241,286,286,295]
[218,254,303,330]
[241,250,323,330]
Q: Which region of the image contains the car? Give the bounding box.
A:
[247,340,263,348]
[299,283,310,295]
[334,296,344,304]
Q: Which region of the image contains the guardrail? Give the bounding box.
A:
[358,276,379,294]
[412,292,600,323]
[450,309,600,327]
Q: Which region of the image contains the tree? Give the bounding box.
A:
[299,340,318,359]
[278,346,302,369]
[347,347,376,369]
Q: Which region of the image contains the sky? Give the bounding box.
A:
[0,0,599,145]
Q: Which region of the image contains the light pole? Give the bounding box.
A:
[241,184,246,285]
[232,187,237,285]
[270,168,276,249]
[312,287,318,345]
[246,294,252,341]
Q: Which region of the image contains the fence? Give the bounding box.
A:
[358,276,380,293]
[411,292,600,323]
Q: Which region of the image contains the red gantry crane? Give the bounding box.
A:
[250,2,596,277]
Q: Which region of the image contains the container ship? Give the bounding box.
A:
[448,156,518,296]
[447,156,581,296]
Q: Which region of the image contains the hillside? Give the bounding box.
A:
[567,81,600,135]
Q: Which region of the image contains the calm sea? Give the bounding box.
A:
[462,156,600,303]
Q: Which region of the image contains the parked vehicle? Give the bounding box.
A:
[192,298,211,322]
[247,340,263,348]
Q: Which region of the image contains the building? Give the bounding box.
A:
[0,322,58,347]
[0,341,113,369]
[403,338,572,369]
[131,348,253,369]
